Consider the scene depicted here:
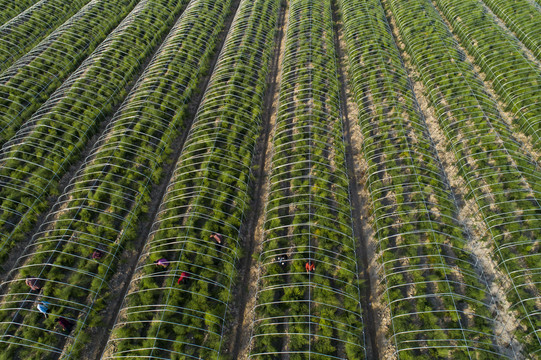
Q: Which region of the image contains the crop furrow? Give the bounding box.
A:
[330,1,379,357]
[0,0,189,274]
[224,1,288,358]
[0,0,231,358]
[0,0,41,26]
[430,0,541,148]
[339,0,513,358]
[102,0,280,358]
[479,0,541,62]
[0,0,141,148]
[247,0,366,358]
[0,0,93,73]
[384,0,541,355]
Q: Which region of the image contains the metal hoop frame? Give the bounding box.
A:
[0,0,228,358]
[388,0,541,355]
[0,0,92,73]
[247,0,366,359]
[337,0,514,358]
[0,0,141,149]
[433,0,541,147]
[103,0,280,358]
[0,0,42,26]
[0,0,189,267]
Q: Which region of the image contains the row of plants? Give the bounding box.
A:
[102,0,281,358]
[0,0,231,358]
[0,0,190,269]
[0,0,41,26]
[433,0,541,147]
[0,0,92,73]
[338,0,509,358]
[248,0,365,359]
[0,0,141,147]
[386,0,541,355]
[480,0,541,61]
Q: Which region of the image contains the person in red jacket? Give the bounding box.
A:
[57,317,73,332]
[92,250,103,260]
[177,272,189,285]
[305,261,315,273]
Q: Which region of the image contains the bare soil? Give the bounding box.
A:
[330,0,379,358]
[0,3,183,285]
[385,1,526,356]
[223,2,288,358]
[478,0,541,69]
[430,0,541,166]
[84,0,246,357]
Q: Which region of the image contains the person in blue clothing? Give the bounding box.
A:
[37,301,50,319]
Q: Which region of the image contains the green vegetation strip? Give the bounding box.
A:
[0,0,92,73]
[434,0,541,147]
[481,0,541,61]
[248,0,365,358]
[386,0,541,355]
[0,0,140,148]
[0,0,41,26]
[102,0,280,358]
[339,0,509,357]
[0,0,189,269]
[0,0,229,358]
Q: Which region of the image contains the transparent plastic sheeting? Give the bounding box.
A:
[0,0,92,73]
[387,0,541,355]
[433,0,541,148]
[480,0,541,60]
[0,0,41,26]
[102,0,279,358]
[247,0,366,359]
[0,0,227,357]
[0,0,141,148]
[338,0,512,357]
[0,0,189,266]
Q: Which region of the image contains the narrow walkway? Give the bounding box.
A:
[225,1,289,358]
[330,0,379,358]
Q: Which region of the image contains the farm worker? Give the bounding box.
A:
[57,317,73,332]
[92,250,103,260]
[276,255,288,267]
[36,301,50,319]
[154,258,169,268]
[177,272,189,285]
[25,276,42,291]
[305,261,315,273]
[210,233,224,245]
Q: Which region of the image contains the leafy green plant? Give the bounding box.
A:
[249,0,366,358]
[0,0,92,72]
[0,0,140,147]
[387,0,540,355]
[102,0,280,358]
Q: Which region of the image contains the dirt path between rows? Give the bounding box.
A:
[84,0,245,358]
[330,1,379,358]
[478,0,541,68]
[382,0,524,356]
[222,2,288,359]
[428,0,541,166]
[0,3,203,358]
[0,1,188,293]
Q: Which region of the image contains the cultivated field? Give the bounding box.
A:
[0,0,539,359]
